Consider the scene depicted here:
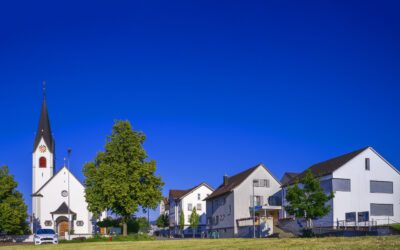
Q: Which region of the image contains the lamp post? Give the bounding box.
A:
[252,180,256,239]
[67,148,72,240]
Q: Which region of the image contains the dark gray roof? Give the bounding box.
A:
[280,172,300,186]
[283,147,369,186]
[169,183,214,200]
[205,163,280,200]
[33,98,54,153]
[51,202,76,215]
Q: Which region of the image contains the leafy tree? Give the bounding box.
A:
[156,214,169,229]
[0,166,30,235]
[285,170,334,229]
[189,207,199,238]
[179,209,185,237]
[84,120,164,236]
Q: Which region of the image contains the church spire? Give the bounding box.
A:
[33,82,54,153]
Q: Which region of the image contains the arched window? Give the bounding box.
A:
[39,157,47,168]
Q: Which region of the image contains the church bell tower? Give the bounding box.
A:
[32,83,55,193]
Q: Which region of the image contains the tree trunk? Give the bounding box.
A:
[123,222,128,236]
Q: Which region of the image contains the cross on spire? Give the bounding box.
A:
[42,80,46,99]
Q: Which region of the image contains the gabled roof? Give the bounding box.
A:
[169,182,214,200]
[51,202,76,215]
[31,166,85,196]
[283,146,369,186]
[33,98,54,153]
[205,163,279,200]
[280,172,300,186]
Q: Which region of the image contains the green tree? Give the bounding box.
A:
[189,207,199,238]
[0,166,30,235]
[83,120,164,236]
[179,209,185,238]
[285,170,334,229]
[156,214,169,229]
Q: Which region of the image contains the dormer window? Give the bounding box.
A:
[39,157,47,168]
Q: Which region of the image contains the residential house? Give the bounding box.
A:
[281,146,400,227]
[159,197,169,216]
[205,164,282,238]
[168,183,214,235]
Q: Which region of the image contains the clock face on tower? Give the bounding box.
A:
[39,145,47,153]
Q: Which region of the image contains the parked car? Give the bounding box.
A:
[34,229,58,245]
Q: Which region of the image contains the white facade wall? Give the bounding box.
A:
[233,166,281,234]
[34,167,93,234]
[169,184,213,233]
[180,185,211,226]
[32,138,54,193]
[332,148,400,225]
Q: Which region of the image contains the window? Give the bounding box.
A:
[61,190,68,197]
[345,212,356,222]
[358,211,369,222]
[370,181,393,194]
[250,195,263,206]
[371,204,394,216]
[188,203,192,211]
[39,157,47,168]
[320,179,332,193]
[365,158,370,171]
[76,221,84,226]
[197,203,202,211]
[44,220,52,226]
[253,179,270,187]
[332,178,351,192]
[197,193,201,200]
[253,179,259,187]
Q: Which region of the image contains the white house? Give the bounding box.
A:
[159,197,169,216]
[168,183,214,236]
[31,95,98,236]
[281,146,400,227]
[205,164,282,238]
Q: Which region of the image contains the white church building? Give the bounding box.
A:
[31,95,96,236]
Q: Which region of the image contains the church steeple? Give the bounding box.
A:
[33,82,54,153]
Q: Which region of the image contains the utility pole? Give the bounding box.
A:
[253,180,256,238]
[67,148,72,240]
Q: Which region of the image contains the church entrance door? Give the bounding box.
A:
[58,221,69,236]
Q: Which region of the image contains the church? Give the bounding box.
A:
[31,94,97,236]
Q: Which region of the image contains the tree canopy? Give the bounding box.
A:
[156,214,169,229]
[83,120,164,235]
[285,170,334,228]
[179,209,185,236]
[189,207,200,238]
[0,166,30,235]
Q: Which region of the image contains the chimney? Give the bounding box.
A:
[223,174,229,186]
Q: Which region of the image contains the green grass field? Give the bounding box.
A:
[2,236,400,250]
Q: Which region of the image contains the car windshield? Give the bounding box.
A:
[36,229,55,234]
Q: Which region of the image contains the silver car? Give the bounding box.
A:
[34,229,58,245]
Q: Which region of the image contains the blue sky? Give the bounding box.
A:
[0,0,399,221]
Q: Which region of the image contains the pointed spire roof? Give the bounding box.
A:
[33,87,54,153]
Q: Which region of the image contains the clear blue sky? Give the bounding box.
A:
[0,1,399,221]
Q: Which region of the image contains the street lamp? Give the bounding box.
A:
[252,179,257,239]
[67,148,72,240]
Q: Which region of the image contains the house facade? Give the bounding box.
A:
[205,164,282,238]
[168,183,214,235]
[159,197,169,216]
[281,147,400,227]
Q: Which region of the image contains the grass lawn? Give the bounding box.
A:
[2,236,400,250]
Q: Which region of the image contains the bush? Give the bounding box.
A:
[301,229,315,238]
[59,233,154,244]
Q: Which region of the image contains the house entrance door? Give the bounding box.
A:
[58,221,69,236]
